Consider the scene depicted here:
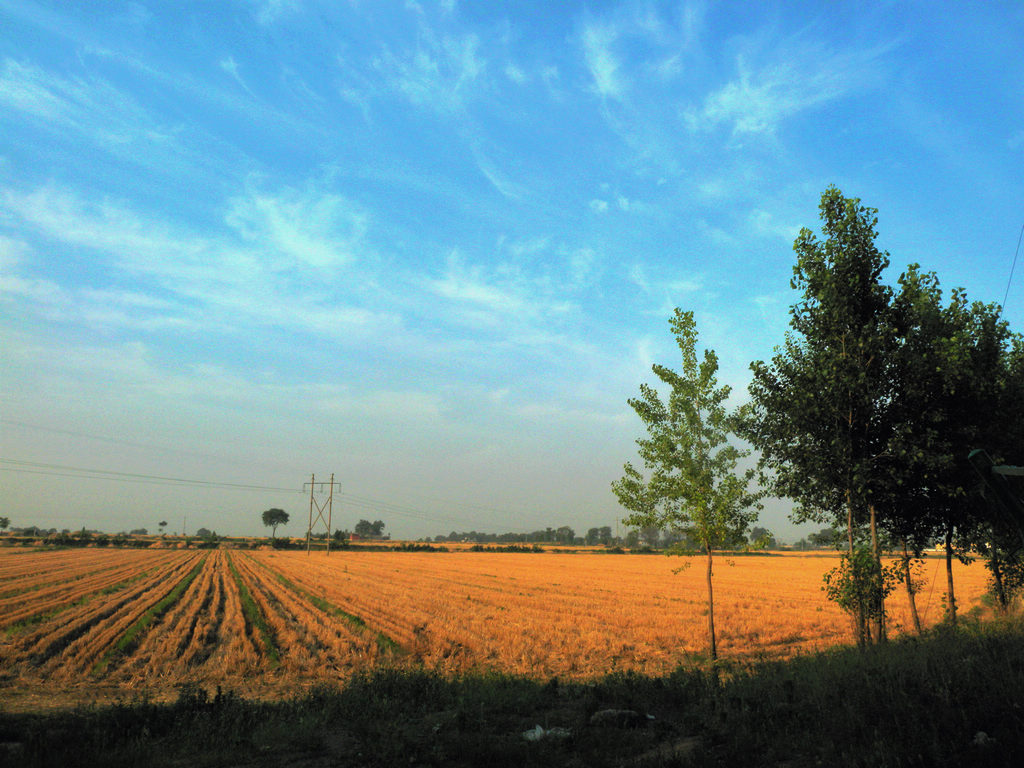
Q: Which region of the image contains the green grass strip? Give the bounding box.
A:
[246,554,402,654]
[226,553,281,667]
[92,555,207,675]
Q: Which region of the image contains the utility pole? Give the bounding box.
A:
[303,473,340,555]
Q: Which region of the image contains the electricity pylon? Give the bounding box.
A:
[303,473,340,555]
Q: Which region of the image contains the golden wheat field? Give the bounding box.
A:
[0,546,992,709]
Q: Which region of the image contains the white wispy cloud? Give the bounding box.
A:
[749,208,800,242]
[0,235,30,270]
[0,57,178,154]
[0,58,71,120]
[369,26,526,200]
[429,251,526,317]
[225,184,371,270]
[685,41,888,136]
[567,247,597,289]
[374,31,485,115]
[253,0,301,26]
[628,263,650,293]
[1,182,396,341]
[0,56,252,184]
[469,142,524,200]
[504,62,527,84]
[582,21,625,100]
[219,55,255,97]
[0,274,66,307]
[506,236,550,257]
[423,249,595,358]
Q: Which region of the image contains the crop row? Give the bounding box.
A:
[0,548,163,598]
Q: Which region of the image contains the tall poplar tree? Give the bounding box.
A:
[613,308,762,662]
[743,187,894,647]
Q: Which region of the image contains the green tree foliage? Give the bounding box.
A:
[354,519,385,538]
[744,187,1024,641]
[808,527,841,548]
[613,308,763,661]
[554,525,576,544]
[261,508,289,539]
[823,547,902,627]
[885,265,1022,625]
[748,526,777,549]
[743,187,898,647]
[0,516,10,532]
[744,187,893,531]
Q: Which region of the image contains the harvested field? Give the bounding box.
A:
[0,546,993,710]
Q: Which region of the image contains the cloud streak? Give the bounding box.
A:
[684,41,889,137]
[1,182,396,342]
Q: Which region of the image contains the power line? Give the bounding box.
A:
[0,459,540,533]
[1,420,546,530]
[0,459,300,493]
[0,418,304,472]
[1004,223,1024,311]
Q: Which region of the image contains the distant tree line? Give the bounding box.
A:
[426,525,798,549]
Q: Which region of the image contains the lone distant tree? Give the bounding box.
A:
[0,517,9,534]
[262,508,289,539]
[613,309,763,661]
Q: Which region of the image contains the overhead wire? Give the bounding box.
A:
[1004,223,1024,311]
[0,459,300,493]
[2,419,563,534]
[0,458,541,533]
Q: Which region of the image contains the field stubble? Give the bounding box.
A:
[0,547,991,710]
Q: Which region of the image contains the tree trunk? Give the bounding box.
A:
[945,526,957,626]
[903,539,922,634]
[705,542,717,662]
[869,505,886,643]
[846,489,867,648]
[990,543,1008,613]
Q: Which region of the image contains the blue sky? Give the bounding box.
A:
[1,1,1022,541]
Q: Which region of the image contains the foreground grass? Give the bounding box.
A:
[2,616,1022,767]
